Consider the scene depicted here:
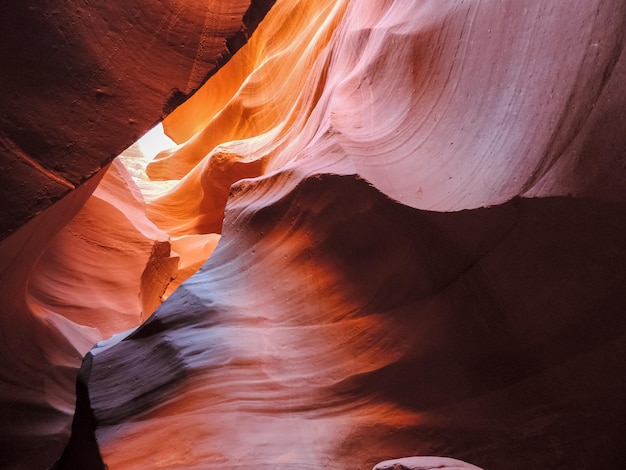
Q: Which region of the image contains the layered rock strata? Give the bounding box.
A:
[0,161,179,468]
[1,0,625,468]
[81,174,626,469]
[87,0,626,467]
[0,0,275,239]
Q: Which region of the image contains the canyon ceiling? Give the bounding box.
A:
[1,0,626,469]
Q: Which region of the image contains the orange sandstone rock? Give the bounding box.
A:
[152,0,626,215]
[0,0,275,240]
[2,0,626,468]
[86,175,626,469]
[0,161,177,468]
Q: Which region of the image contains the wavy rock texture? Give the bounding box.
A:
[0,0,275,240]
[0,172,104,469]
[0,160,181,468]
[85,175,626,469]
[1,0,626,468]
[0,2,274,467]
[149,0,626,216]
[82,0,626,468]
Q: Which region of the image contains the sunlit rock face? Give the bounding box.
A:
[2,0,626,468]
[81,0,626,468]
[150,0,626,214]
[84,176,626,469]
[0,0,275,240]
[0,2,274,467]
[0,160,179,468]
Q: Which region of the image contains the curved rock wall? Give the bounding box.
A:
[87,175,626,469]
[1,0,625,468]
[150,0,626,214]
[0,1,274,467]
[83,0,626,467]
[0,0,275,240]
[0,161,179,468]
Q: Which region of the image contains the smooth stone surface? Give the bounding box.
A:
[373,456,482,470]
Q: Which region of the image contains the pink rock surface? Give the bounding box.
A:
[1,0,626,468]
[373,456,482,470]
[150,0,626,215]
[82,174,626,469]
[0,161,177,467]
[88,0,625,467]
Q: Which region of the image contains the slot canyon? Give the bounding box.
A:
[1,0,626,468]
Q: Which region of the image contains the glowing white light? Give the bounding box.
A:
[137,123,176,162]
[118,123,179,200]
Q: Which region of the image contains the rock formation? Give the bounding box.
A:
[0,0,275,239]
[0,1,274,467]
[373,456,482,470]
[1,0,626,468]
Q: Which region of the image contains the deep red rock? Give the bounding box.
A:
[0,0,275,240]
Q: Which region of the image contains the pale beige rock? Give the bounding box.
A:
[373,456,482,470]
[148,0,626,224]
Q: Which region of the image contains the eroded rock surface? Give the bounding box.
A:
[0,0,275,240]
[149,0,626,215]
[1,0,626,468]
[84,0,625,466]
[83,174,626,469]
[0,161,179,468]
[0,2,273,467]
